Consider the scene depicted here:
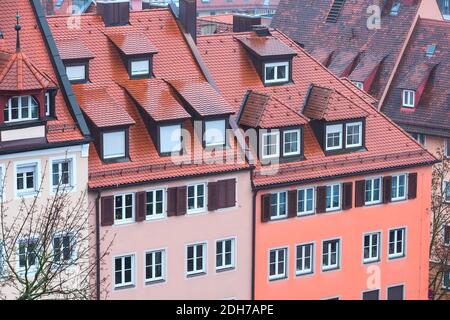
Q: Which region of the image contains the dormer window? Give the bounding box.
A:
[66,63,87,83]
[204,119,226,147]
[402,90,415,108]
[102,130,127,160]
[325,124,343,151]
[262,131,280,159]
[4,96,38,123]
[264,62,289,84]
[345,122,363,148]
[130,59,150,78]
[283,129,301,156]
[159,124,182,155]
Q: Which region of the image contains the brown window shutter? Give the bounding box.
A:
[217,180,226,209]
[342,182,353,210]
[408,173,417,199]
[316,186,327,213]
[208,182,218,211]
[135,192,146,222]
[101,196,114,226]
[261,194,271,222]
[176,186,187,216]
[288,190,297,218]
[355,180,365,207]
[167,187,178,217]
[224,179,236,208]
[383,176,392,203]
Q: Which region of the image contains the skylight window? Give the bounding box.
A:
[425,44,437,57]
[390,2,401,16]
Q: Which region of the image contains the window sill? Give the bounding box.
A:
[216,266,235,273]
[297,212,315,218]
[295,271,313,277]
[269,215,288,222]
[363,259,380,265]
[322,266,340,272]
[186,271,207,278]
[145,215,166,222]
[187,209,207,215]
[388,254,405,260]
[113,284,135,290]
[145,279,166,285]
[364,201,383,207]
[16,191,39,198]
[390,197,407,203]
[113,220,135,226]
[268,275,287,282]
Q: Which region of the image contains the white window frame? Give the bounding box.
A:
[391,174,407,201]
[295,242,314,276]
[215,238,236,271]
[204,119,226,147]
[103,131,126,160]
[297,186,315,216]
[322,238,340,271]
[159,124,182,154]
[14,160,40,197]
[388,227,406,259]
[365,177,382,205]
[270,191,288,220]
[264,61,289,84]
[45,92,51,116]
[4,96,39,123]
[345,122,363,148]
[363,232,381,264]
[17,236,40,273]
[66,64,86,82]
[145,188,165,220]
[113,254,135,289]
[52,232,76,264]
[187,183,207,214]
[268,247,288,281]
[325,124,343,151]
[144,248,166,283]
[186,242,207,276]
[130,59,150,76]
[283,129,301,156]
[326,183,341,212]
[261,131,280,159]
[50,155,76,192]
[114,193,135,225]
[402,90,415,108]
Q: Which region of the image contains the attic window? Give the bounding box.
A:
[352,81,364,90]
[325,124,343,151]
[159,124,182,155]
[66,64,87,83]
[4,96,38,123]
[264,62,289,84]
[426,44,437,57]
[390,2,401,16]
[204,119,226,147]
[103,130,127,160]
[402,90,415,108]
[130,59,150,78]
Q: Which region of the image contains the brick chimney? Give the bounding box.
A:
[97,0,130,27]
[179,0,197,43]
[233,14,262,32]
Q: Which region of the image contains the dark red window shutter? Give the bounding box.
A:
[342,182,353,210]
[261,194,271,222]
[208,182,218,211]
[167,187,178,217]
[135,191,146,222]
[225,179,236,208]
[316,186,327,213]
[355,180,365,207]
[383,176,392,203]
[101,196,114,226]
[288,190,297,218]
[176,186,187,216]
[408,173,417,199]
[217,180,226,209]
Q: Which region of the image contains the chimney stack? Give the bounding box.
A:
[233,14,262,33]
[179,0,197,43]
[97,0,130,27]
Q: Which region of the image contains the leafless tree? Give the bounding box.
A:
[429,149,450,300]
[0,160,112,300]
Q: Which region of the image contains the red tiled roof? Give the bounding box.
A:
[106,32,158,56]
[197,29,436,187]
[397,62,436,90]
[58,38,95,61]
[197,0,279,10]
[236,34,297,58]
[327,49,359,77]
[349,53,387,83]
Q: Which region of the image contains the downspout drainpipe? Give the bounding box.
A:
[95,191,101,300]
[251,170,257,300]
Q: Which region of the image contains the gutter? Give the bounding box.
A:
[251,176,257,300]
[0,138,91,156]
[95,191,101,300]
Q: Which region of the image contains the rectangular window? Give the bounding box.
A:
[365,178,382,205]
[283,129,301,156]
[66,65,86,82]
[264,62,289,84]
[18,237,39,272]
[187,183,206,213]
[216,238,235,271]
[297,187,314,215]
[131,59,150,76]
[322,239,340,271]
[53,233,74,263]
[410,132,426,146]
[103,131,126,160]
[325,124,343,151]
[402,90,415,108]
[391,174,407,201]
[262,132,280,159]
[268,247,287,280]
[346,122,362,148]
[363,232,380,263]
[5,96,39,123]
[16,163,38,195]
[145,249,165,283]
[387,285,404,300]
[186,243,206,276]
[296,243,314,275]
[326,184,341,211]
[362,289,380,300]
[114,255,134,288]
[159,124,182,154]
[114,194,134,224]
[388,228,406,259]
[270,191,288,219]
[51,159,73,189]
[146,189,164,219]
[204,119,226,147]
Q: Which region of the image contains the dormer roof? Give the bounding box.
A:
[397,62,436,90]
[328,49,359,78]
[106,32,158,56]
[236,34,297,58]
[349,53,387,83]
[58,38,95,61]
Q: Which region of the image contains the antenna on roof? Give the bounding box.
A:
[15,12,21,52]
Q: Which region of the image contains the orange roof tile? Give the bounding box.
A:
[236,34,297,58]
[106,32,158,56]
[58,38,95,61]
